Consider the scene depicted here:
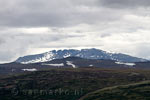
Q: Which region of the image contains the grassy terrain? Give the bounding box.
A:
[79,81,150,100]
[0,68,150,100]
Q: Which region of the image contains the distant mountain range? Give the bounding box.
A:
[15,48,147,64]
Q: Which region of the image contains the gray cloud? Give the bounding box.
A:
[0,0,149,28]
[0,0,126,28]
[0,30,85,62]
[99,0,150,8]
[0,0,150,63]
[0,38,5,45]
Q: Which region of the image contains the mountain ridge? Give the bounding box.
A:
[15,48,147,64]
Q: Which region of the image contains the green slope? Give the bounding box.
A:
[79,81,150,100]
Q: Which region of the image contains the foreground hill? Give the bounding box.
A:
[1,68,150,100]
[79,81,150,100]
[15,48,147,64]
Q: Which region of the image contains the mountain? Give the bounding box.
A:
[15,48,147,64]
[0,57,137,74]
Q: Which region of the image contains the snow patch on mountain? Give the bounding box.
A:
[20,51,55,64]
[41,63,64,67]
[22,68,37,71]
[66,61,76,68]
[63,53,71,58]
[115,62,136,66]
[89,64,94,67]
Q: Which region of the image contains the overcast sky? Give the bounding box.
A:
[0,0,150,63]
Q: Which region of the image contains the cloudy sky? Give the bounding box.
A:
[0,0,150,63]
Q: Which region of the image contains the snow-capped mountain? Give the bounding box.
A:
[15,48,147,64]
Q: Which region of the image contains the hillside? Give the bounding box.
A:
[1,68,150,100]
[79,81,150,100]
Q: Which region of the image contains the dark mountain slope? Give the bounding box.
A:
[0,57,141,74]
